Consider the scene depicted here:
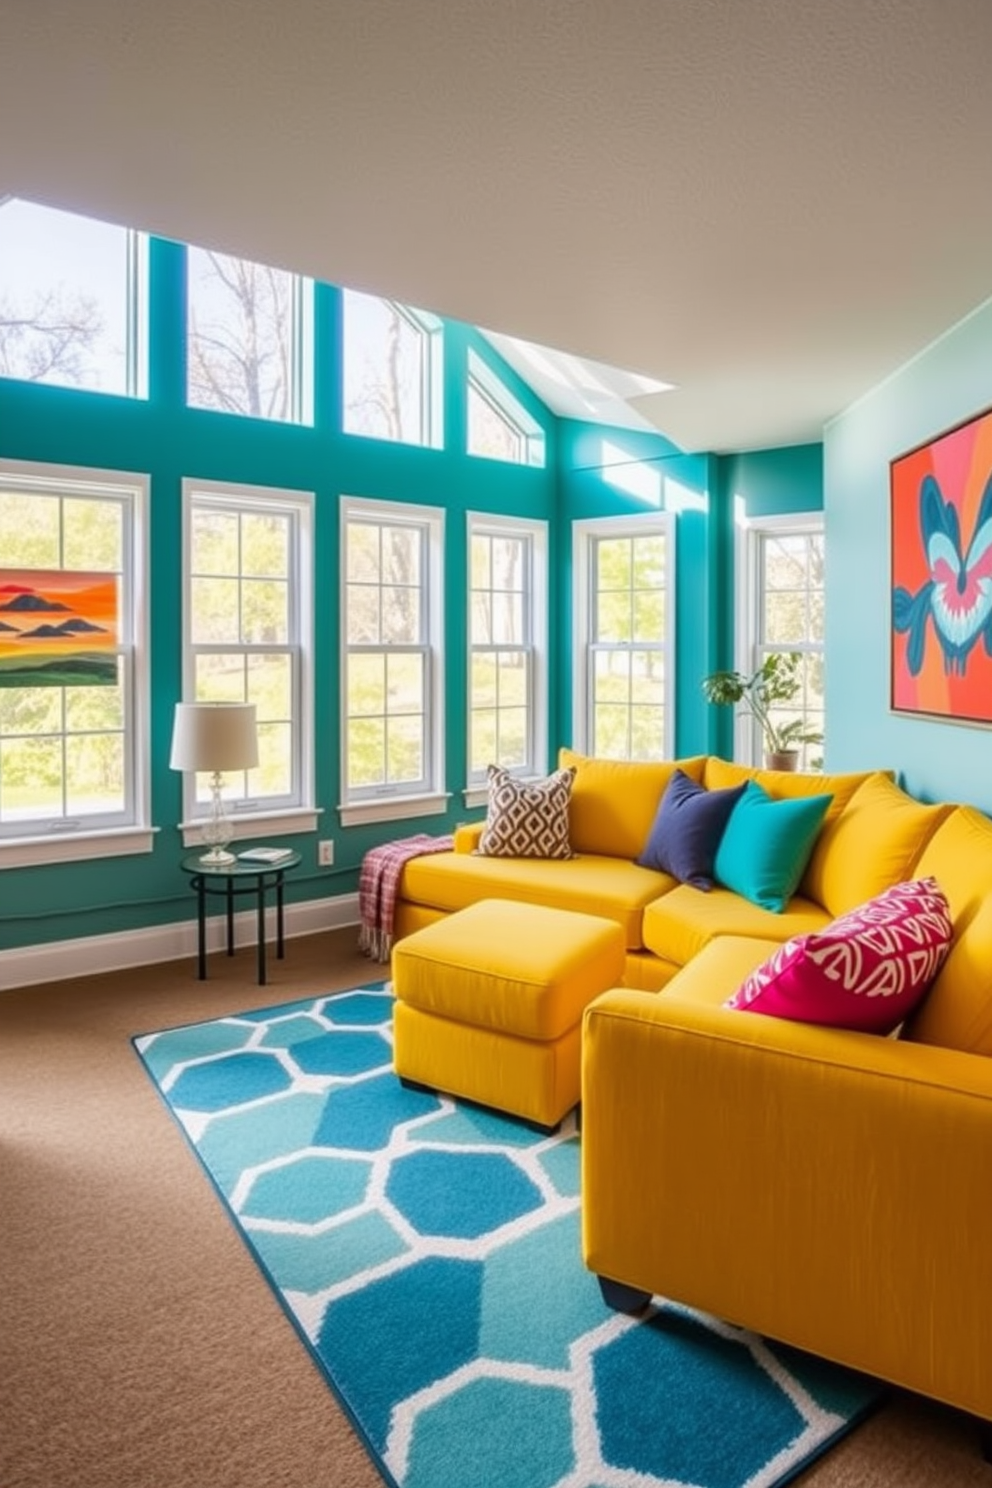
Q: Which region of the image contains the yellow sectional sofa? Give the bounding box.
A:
[393,747,992,1430]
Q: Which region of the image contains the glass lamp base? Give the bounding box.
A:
[199,846,236,866]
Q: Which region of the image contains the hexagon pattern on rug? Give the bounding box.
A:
[136,985,879,1488]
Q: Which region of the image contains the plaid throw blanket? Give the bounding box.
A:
[357,833,454,963]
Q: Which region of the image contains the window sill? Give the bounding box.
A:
[177,807,321,849]
[337,792,450,829]
[0,826,159,870]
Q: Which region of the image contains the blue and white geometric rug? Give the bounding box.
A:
[135,985,882,1488]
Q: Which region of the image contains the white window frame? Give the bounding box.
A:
[734,509,825,765]
[0,459,153,869]
[339,495,447,827]
[341,292,443,450]
[466,351,546,467]
[0,199,149,399]
[572,512,676,759]
[185,247,314,426]
[179,478,317,844]
[464,512,548,807]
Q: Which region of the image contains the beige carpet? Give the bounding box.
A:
[0,926,987,1488]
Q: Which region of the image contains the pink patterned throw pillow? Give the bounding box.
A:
[726,876,952,1035]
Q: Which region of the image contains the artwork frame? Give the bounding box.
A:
[890,404,992,726]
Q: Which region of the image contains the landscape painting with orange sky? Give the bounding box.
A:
[0,569,119,686]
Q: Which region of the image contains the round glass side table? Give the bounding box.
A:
[180,851,302,985]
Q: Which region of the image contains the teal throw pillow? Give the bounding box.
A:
[714,781,833,913]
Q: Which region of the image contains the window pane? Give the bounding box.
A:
[347,586,380,644]
[348,717,385,787]
[241,578,288,644]
[468,383,522,462]
[63,500,122,571]
[630,707,665,760]
[65,679,124,732]
[195,653,247,703]
[386,715,423,781]
[594,650,631,701]
[497,653,528,707]
[497,708,527,766]
[383,526,420,587]
[242,512,288,577]
[492,593,523,645]
[633,591,664,643]
[471,654,497,708]
[381,587,419,644]
[765,590,806,644]
[0,490,60,567]
[0,686,61,734]
[342,291,437,447]
[187,247,305,423]
[597,592,631,644]
[593,704,630,759]
[191,576,240,644]
[347,523,380,582]
[0,199,143,396]
[247,653,292,721]
[471,710,497,773]
[597,538,631,592]
[471,592,493,645]
[631,653,664,705]
[192,509,239,575]
[387,653,423,714]
[348,654,386,716]
[253,720,292,797]
[1,736,62,820]
[632,536,665,588]
[66,732,124,815]
[470,535,490,589]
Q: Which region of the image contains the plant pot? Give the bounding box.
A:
[765,749,799,771]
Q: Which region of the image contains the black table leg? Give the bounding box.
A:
[276,871,285,959]
[226,878,235,955]
[196,875,207,980]
[257,875,266,985]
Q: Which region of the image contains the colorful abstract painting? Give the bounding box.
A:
[0,569,119,687]
[891,405,992,724]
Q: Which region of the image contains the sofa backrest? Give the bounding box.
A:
[558,749,706,859]
[904,806,992,1055]
[702,758,879,827]
[801,773,951,918]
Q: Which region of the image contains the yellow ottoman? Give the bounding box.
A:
[391,898,626,1129]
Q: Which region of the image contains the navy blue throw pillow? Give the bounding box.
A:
[636,769,747,890]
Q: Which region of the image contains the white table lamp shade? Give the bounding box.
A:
[170,703,259,773]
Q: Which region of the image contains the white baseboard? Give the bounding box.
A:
[0,892,361,991]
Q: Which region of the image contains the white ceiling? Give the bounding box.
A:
[3,0,992,453]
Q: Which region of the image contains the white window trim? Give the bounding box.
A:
[466,351,546,467]
[463,511,548,807]
[0,459,154,869]
[571,511,676,758]
[338,495,448,828]
[178,478,318,845]
[734,508,825,765]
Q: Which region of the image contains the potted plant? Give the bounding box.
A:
[702,652,823,770]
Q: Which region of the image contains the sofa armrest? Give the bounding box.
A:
[454,821,484,854]
[581,988,992,1418]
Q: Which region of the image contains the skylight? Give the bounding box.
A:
[479,329,672,432]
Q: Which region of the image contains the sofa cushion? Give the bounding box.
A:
[559,748,706,858]
[401,849,675,949]
[657,934,784,1009]
[478,764,575,859]
[642,883,830,966]
[714,782,833,912]
[905,807,992,1054]
[802,773,951,918]
[725,877,953,1034]
[636,769,746,888]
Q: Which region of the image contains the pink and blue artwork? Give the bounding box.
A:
[891,405,992,724]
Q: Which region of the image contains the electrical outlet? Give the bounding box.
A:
[318,839,334,867]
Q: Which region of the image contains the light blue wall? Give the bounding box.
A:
[824,296,992,809]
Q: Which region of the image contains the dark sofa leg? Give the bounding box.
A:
[399,1076,436,1095]
[979,1419,992,1463]
[598,1275,652,1314]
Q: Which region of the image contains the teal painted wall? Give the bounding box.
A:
[824,296,992,809]
[0,240,558,951]
[0,232,826,955]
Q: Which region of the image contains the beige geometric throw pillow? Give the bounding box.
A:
[477,764,576,859]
